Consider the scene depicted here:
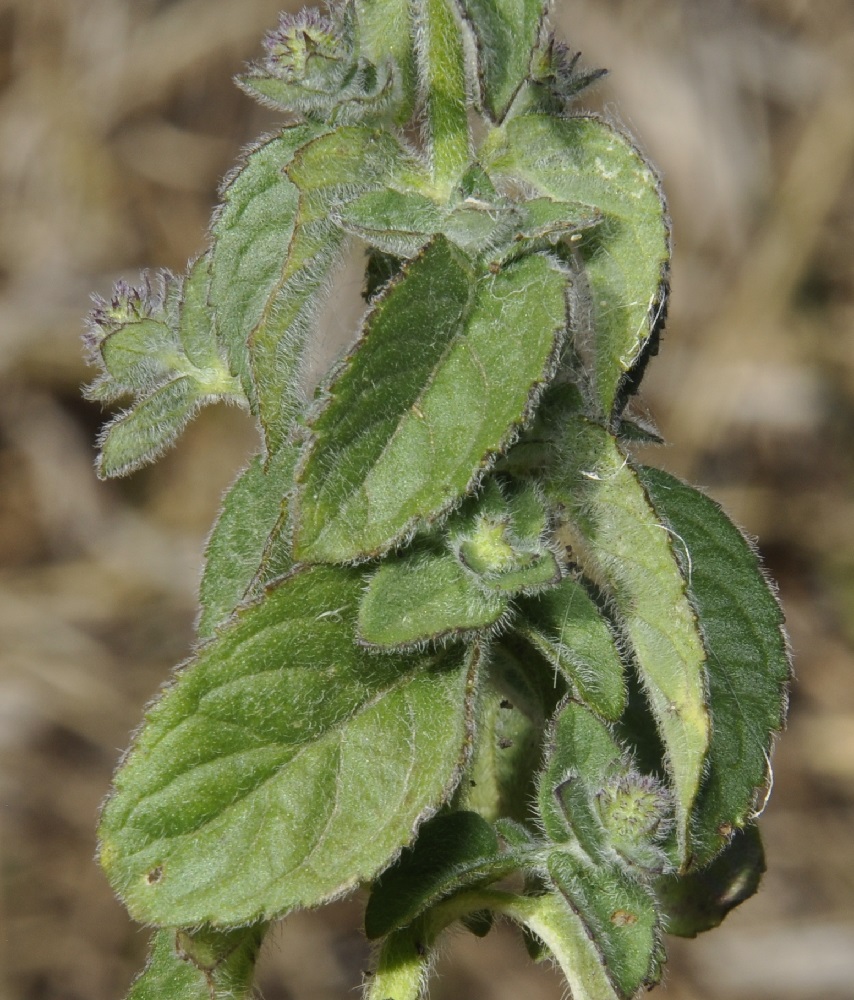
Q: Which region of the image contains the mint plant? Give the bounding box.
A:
[85,2,790,998]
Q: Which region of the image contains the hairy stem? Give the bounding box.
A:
[415,0,470,195]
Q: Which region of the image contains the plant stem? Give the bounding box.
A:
[365,918,430,1000]
[356,0,417,122]
[415,0,471,196]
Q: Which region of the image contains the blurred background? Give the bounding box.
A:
[1,1,853,998]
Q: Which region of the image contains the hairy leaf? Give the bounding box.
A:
[638,468,790,864]
[365,811,513,939]
[547,853,662,998]
[198,443,301,640]
[126,926,264,1000]
[459,643,559,824]
[355,0,418,124]
[237,2,403,125]
[538,700,624,850]
[518,577,628,720]
[95,379,205,480]
[502,891,627,1000]
[99,566,478,926]
[334,187,522,256]
[295,238,567,563]
[459,0,547,121]
[210,125,329,410]
[87,257,244,478]
[483,114,669,416]
[357,546,507,649]
[547,419,710,865]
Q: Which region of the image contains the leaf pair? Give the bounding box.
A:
[546,417,789,867]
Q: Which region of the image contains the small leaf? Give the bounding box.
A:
[449,479,561,593]
[354,0,418,125]
[637,467,790,864]
[209,124,330,412]
[179,253,231,371]
[656,825,766,937]
[365,810,510,939]
[98,316,179,397]
[459,642,560,824]
[546,419,710,865]
[335,187,522,257]
[502,891,627,1000]
[295,239,568,563]
[518,577,628,721]
[238,1,404,125]
[334,189,444,257]
[547,852,662,998]
[198,443,301,640]
[537,700,623,850]
[126,925,264,1000]
[96,378,201,479]
[99,566,478,926]
[458,0,548,121]
[535,703,665,994]
[483,114,670,417]
[87,257,244,478]
[357,546,507,649]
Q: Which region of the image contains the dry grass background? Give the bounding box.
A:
[1,1,854,998]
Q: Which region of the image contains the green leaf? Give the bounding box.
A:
[357,546,507,649]
[87,257,244,478]
[534,703,665,994]
[178,253,230,371]
[213,124,416,452]
[483,114,670,416]
[365,923,433,1000]
[98,317,179,397]
[537,700,623,851]
[498,891,628,1000]
[459,642,560,824]
[637,467,790,864]
[237,2,403,125]
[96,378,202,479]
[546,419,710,865]
[127,926,264,1000]
[458,0,547,121]
[418,0,471,193]
[365,810,512,939]
[295,238,567,563]
[198,443,301,640]
[656,825,766,937]
[536,699,673,877]
[355,0,418,124]
[98,566,478,926]
[518,577,628,720]
[209,124,329,417]
[547,853,662,998]
[334,187,523,256]
[334,189,445,256]
[448,480,561,593]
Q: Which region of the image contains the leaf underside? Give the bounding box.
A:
[547,418,709,865]
[637,467,789,865]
